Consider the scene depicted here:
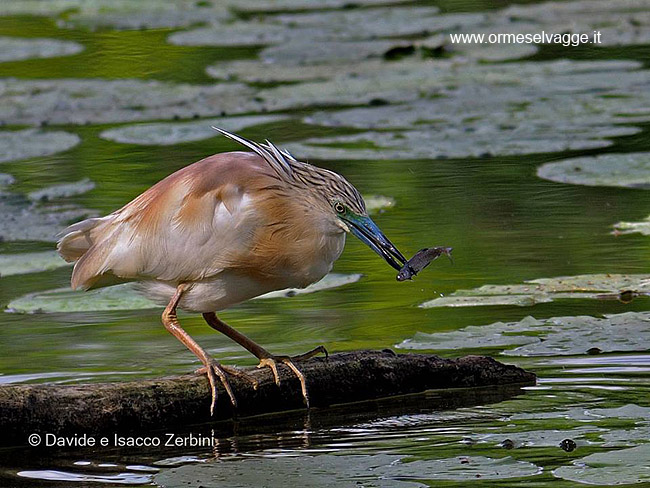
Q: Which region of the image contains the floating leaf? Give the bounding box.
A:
[502,0,650,47]
[234,0,411,10]
[6,284,157,314]
[512,403,650,422]
[421,294,556,308]
[257,273,362,299]
[0,37,83,62]
[601,425,650,447]
[420,274,650,308]
[0,0,407,31]
[364,195,395,214]
[172,7,447,48]
[154,454,540,487]
[590,405,650,420]
[0,79,259,126]
[0,173,14,187]
[0,185,95,242]
[27,179,95,202]
[0,129,80,163]
[169,22,298,47]
[537,153,650,189]
[397,311,650,356]
[477,426,600,449]
[613,217,650,236]
[100,115,287,145]
[0,251,69,277]
[6,274,363,313]
[553,444,650,485]
[0,0,230,30]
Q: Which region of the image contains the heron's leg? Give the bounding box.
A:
[162,285,237,415]
[202,312,327,407]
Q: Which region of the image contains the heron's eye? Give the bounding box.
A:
[333,202,346,214]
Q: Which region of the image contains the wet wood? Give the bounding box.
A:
[0,350,535,446]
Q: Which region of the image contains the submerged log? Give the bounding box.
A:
[0,350,535,446]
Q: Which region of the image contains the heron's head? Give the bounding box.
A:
[313,170,407,271]
[211,126,407,271]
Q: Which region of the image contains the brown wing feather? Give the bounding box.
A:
[58,152,277,289]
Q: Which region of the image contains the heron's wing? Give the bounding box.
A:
[61,152,275,289]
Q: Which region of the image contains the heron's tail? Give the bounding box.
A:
[57,216,119,289]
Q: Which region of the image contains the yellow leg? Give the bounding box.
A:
[162,285,236,415]
[202,312,327,407]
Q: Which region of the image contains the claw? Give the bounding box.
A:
[257,355,311,407]
[222,364,260,390]
[195,359,237,415]
[258,357,281,386]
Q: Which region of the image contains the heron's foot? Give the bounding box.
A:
[194,358,238,415]
[222,364,261,390]
[257,346,328,408]
[195,364,261,390]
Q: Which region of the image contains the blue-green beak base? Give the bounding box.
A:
[346,215,406,271]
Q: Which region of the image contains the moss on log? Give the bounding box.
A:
[0,350,535,446]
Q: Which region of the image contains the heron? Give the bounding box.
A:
[57,128,407,414]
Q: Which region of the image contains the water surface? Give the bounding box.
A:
[1,0,649,486]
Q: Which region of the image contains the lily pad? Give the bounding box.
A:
[172,6,446,48]
[260,40,398,67]
[6,284,157,313]
[27,178,95,202]
[590,405,650,420]
[270,7,444,41]
[0,173,14,187]
[6,274,363,313]
[422,294,557,308]
[553,444,650,485]
[420,274,650,308]
[364,195,395,214]
[234,0,411,10]
[154,453,540,487]
[0,0,230,31]
[601,425,650,447]
[258,273,362,299]
[0,37,83,62]
[0,0,409,32]
[613,216,650,236]
[285,128,622,160]
[478,426,600,449]
[0,129,80,163]
[0,190,95,242]
[0,251,69,277]
[99,115,287,145]
[0,79,258,126]
[168,22,293,47]
[251,58,649,158]
[256,54,645,110]
[503,0,650,47]
[397,311,650,357]
[512,404,650,422]
[537,153,650,189]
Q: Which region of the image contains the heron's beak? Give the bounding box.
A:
[345,214,407,271]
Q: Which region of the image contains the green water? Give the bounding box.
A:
[1,1,650,486]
